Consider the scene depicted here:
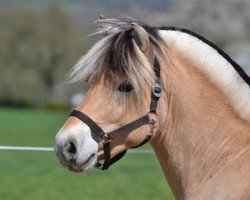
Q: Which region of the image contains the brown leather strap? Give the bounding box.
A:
[102,140,111,170]
[107,115,150,139]
[96,150,127,170]
[98,134,151,169]
[96,115,150,170]
[150,82,162,113]
[101,149,127,170]
[69,111,151,170]
[70,110,106,138]
[150,58,161,113]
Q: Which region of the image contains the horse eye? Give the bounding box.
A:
[118,83,133,93]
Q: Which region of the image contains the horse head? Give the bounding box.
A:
[54,17,165,172]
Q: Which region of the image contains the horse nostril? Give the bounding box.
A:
[63,141,77,161]
[68,142,77,154]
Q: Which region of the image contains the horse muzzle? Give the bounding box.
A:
[54,125,99,172]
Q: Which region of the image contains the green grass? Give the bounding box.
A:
[0,108,174,200]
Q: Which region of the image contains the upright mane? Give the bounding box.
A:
[159,27,250,122]
[68,16,250,121]
[68,16,165,94]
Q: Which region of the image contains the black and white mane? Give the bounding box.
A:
[69,16,250,121]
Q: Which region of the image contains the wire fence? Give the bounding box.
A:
[0,145,154,154]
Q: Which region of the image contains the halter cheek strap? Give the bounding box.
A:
[69,58,162,170]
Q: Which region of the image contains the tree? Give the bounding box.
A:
[0,2,86,105]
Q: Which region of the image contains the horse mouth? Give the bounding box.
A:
[67,153,96,173]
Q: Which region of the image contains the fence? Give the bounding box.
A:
[0,145,154,154]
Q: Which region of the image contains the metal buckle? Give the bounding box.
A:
[148,111,157,136]
[153,82,162,98]
[98,133,111,149]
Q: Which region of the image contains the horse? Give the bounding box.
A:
[54,16,250,199]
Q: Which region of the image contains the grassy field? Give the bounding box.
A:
[0,108,174,200]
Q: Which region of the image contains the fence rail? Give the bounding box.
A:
[0,145,154,154]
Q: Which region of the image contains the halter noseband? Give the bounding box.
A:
[69,58,162,170]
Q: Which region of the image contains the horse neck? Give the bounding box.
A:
[150,52,250,199]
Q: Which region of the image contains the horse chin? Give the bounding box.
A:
[67,153,97,173]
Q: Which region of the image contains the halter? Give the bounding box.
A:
[69,58,162,170]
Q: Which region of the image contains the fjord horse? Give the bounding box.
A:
[54,17,250,199]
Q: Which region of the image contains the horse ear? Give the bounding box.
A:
[131,23,149,52]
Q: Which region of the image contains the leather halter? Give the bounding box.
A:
[69,58,162,170]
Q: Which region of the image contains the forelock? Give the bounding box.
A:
[68,16,165,94]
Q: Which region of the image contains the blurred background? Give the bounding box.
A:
[0,0,249,109]
[0,0,249,199]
